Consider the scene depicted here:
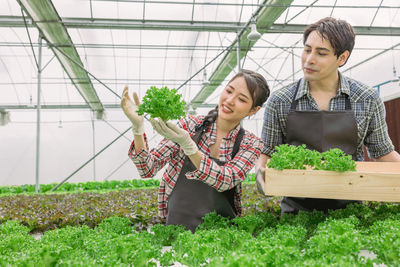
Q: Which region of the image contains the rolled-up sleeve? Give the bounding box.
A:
[261,96,284,157]
[364,97,394,158]
[128,133,180,179]
[185,136,263,192]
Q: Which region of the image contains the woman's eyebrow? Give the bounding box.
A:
[227,84,250,99]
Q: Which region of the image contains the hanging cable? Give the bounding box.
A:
[329,0,338,17]
[369,0,384,28]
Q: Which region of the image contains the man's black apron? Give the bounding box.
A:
[166,125,244,232]
[281,80,359,214]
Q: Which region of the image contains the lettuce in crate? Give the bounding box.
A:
[137,86,186,121]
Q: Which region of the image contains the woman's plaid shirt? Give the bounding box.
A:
[129,115,264,220]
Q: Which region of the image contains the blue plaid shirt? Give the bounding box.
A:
[261,72,394,161]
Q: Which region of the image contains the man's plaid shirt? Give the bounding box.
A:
[261,72,394,161]
[129,114,264,220]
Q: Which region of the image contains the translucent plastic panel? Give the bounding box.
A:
[1,0,22,16]
[90,1,143,20]
[52,0,92,18]
[192,1,252,23]
[144,2,192,21]
[0,109,145,185]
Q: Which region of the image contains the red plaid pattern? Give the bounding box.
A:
[129,115,263,220]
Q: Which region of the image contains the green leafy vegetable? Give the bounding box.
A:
[267,144,322,170]
[316,148,356,172]
[137,86,186,121]
[151,224,186,246]
[267,144,356,172]
[1,204,400,266]
[195,211,232,231]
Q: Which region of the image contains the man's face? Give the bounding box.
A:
[301,31,347,83]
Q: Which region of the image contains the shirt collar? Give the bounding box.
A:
[226,123,241,140]
[210,119,241,140]
[337,72,350,96]
[295,71,350,100]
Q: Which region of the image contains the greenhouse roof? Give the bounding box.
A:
[2,0,400,111]
[1,0,400,185]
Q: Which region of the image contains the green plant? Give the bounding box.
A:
[97,216,134,235]
[267,144,356,172]
[151,224,186,246]
[137,86,186,121]
[316,148,356,172]
[233,214,265,236]
[303,217,369,265]
[367,219,400,265]
[195,211,232,231]
[0,178,161,195]
[1,206,400,266]
[267,144,322,170]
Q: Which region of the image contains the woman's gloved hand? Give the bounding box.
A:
[150,118,198,156]
[121,85,144,135]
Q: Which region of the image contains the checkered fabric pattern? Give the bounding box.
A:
[261,72,394,161]
[129,114,264,219]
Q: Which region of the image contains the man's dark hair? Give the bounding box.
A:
[303,17,355,62]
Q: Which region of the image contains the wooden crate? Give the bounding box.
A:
[264,162,400,202]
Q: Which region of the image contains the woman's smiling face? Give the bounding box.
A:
[218,76,258,125]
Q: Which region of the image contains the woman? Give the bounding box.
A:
[121,69,270,232]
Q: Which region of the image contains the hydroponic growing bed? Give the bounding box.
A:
[0,181,399,266]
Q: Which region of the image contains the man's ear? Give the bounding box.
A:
[338,50,350,67]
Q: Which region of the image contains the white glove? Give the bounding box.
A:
[150,118,198,156]
[255,167,266,196]
[120,85,144,135]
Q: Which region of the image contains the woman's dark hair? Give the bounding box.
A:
[229,69,270,109]
[303,17,355,65]
[197,69,270,133]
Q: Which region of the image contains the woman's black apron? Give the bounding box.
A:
[281,80,359,214]
[166,125,244,232]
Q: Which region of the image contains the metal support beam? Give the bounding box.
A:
[0,15,244,32]
[91,114,96,181]
[4,16,400,36]
[35,34,43,193]
[0,109,10,126]
[237,32,241,72]
[266,24,400,36]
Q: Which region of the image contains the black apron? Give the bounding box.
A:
[166,126,244,232]
[281,80,359,214]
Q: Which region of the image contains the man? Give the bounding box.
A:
[256,17,400,214]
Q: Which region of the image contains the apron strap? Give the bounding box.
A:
[290,80,302,111]
[344,95,352,110]
[231,128,245,158]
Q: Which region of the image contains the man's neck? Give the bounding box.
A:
[308,74,340,95]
